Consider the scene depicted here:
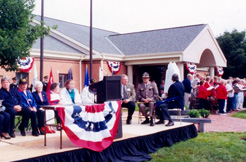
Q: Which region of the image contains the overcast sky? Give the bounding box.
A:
[33,0,246,37]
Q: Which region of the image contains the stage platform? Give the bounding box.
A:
[0,121,197,162]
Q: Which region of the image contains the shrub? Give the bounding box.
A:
[188,109,200,118]
[199,109,210,118]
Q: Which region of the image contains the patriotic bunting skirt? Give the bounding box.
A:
[56,100,122,152]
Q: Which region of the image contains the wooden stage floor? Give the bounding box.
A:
[0,120,192,162]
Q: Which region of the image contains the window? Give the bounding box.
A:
[59,74,68,88]
[16,72,29,83]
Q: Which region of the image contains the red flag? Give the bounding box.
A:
[46,68,54,93]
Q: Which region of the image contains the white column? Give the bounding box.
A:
[177,63,184,81]
[127,65,133,84]
[209,67,215,78]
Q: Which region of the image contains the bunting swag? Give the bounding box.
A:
[56,100,122,152]
[185,63,197,75]
[17,57,35,73]
[216,67,224,77]
[107,61,121,74]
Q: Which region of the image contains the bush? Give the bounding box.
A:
[188,109,200,118]
[199,109,210,118]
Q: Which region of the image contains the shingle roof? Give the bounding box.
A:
[107,24,207,55]
[33,15,121,54]
[32,36,82,54]
[33,15,207,56]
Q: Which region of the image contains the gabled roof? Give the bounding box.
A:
[33,15,208,56]
[33,15,121,54]
[107,24,207,55]
[32,36,82,54]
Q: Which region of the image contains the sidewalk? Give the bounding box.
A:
[204,108,246,132]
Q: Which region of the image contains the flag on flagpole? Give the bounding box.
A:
[99,66,103,81]
[47,67,54,93]
[84,65,90,87]
[68,67,73,80]
[32,62,38,92]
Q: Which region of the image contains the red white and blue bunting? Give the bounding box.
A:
[107,61,121,74]
[56,100,121,152]
[185,63,197,75]
[17,57,35,73]
[216,67,224,77]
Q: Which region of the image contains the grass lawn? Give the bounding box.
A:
[150,132,246,162]
[231,110,246,119]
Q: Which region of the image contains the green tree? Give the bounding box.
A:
[217,30,246,78]
[0,0,49,71]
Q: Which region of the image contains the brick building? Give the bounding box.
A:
[0,15,227,91]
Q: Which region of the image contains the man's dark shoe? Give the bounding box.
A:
[19,127,26,136]
[32,130,39,136]
[165,121,174,127]
[150,117,154,126]
[155,120,164,124]
[141,118,149,124]
[126,119,131,125]
[9,131,15,138]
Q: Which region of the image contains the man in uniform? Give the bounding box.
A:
[121,74,136,125]
[10,77,18,89]
[43,76,48,92]
[137,72,158,126]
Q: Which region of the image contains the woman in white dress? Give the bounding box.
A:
[60,79,81,105]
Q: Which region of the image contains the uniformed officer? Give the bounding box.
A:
[43,75,48,92]
[10,77,18,89]
[137,72,158,126]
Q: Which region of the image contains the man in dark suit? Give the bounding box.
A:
[137,72,158,126]
[156,74,185,126]
[121,74,136,124]
[42,75,49,92]
[10,77,18,89]
[0,76,31,138]
[182,74,192,108]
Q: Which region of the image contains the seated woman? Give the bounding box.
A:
[47,83,61,132]
[18,78,39,136]
[0,99,11,140]
[60,79,81,104]
[81,79,97,104]
[32,81,50,134]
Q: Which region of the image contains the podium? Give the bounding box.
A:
[89,76,123,138]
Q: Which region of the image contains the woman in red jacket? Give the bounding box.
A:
[216,79,228,115]
[197,80,208,109]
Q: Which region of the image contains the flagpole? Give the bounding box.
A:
[89,0,93,79]
[40,0,44,82]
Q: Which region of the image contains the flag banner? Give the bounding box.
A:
[216,67,224,77]
[32,62,38,92]
[17,57,35,73]
[56,100,122,152]
[68,67,73,80]
[107,61,121,74]
[84,65,90,87]
[185,63,197,75]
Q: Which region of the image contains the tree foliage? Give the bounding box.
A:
[0,0,49,71]
[217,30,246,78]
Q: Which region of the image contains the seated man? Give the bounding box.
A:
[156,74,185,126]
[121,74,136,124]
[137,72,158,126]
[18,78,39,136]
[0,76,30,138]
